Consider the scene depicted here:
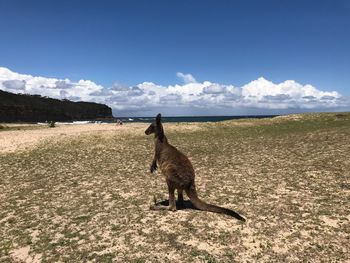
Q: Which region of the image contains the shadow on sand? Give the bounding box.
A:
[153,199,246,221]
[154,199,198,210]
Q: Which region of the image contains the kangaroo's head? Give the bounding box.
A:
[145,113,164,141]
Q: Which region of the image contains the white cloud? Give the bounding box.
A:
[203,83,227,94]
[54,80,73,89]
[0,67,348,116]
[240,77,342,109]
[176,72,197,84]
[0,67,103,102]
[2,79,26,90]
[128,86,144,97]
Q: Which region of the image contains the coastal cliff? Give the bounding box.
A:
[0,90,113,122]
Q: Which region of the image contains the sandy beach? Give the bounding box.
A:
[1,113,350,262]
[0,123,145,153]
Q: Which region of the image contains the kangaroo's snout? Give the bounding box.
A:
[145,123,155,135]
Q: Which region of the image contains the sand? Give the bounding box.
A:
[0,122,204,153]
[1,113,349,262]
[0,123,144,153]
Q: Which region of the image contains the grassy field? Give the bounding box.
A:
[1,113,350,262]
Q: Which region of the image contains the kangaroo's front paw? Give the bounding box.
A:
[150,163,157,173]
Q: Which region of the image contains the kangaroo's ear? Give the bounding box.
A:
[156,113,162,123]
[155,113,164,142]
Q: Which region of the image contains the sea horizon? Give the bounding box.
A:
[117,115,279,123]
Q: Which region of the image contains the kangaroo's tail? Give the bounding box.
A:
[185,185,246,222]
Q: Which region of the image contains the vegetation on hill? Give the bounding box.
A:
[0,90,113,122]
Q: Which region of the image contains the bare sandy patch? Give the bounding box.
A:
[10,246,42,263]
[0,122,206,154]
[320,215,339,228]
[0,123,147,153]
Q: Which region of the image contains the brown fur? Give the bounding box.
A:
[145,113,246,221]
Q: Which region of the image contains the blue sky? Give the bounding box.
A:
[0,0,349,116]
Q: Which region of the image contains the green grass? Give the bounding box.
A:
[0,112,350,262]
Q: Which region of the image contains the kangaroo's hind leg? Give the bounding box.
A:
[167,183,176,211]
[177,189,184,208]
[150,183,177,212]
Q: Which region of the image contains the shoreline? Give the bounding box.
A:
[0,114,279,125]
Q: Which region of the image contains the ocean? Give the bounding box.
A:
[118,115,278,123]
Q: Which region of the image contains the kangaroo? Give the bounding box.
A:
[145,113,246,221]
